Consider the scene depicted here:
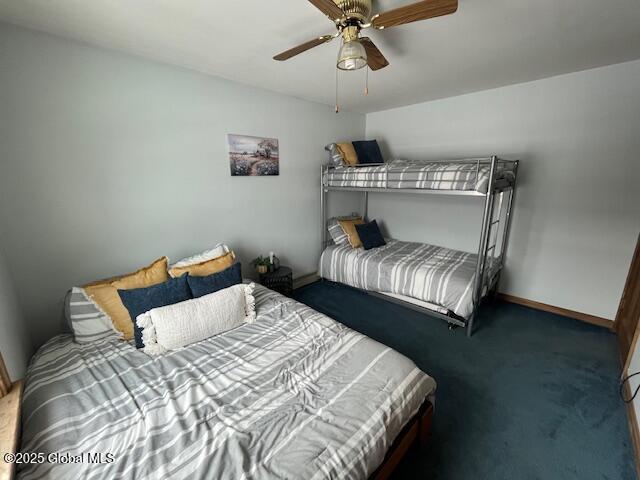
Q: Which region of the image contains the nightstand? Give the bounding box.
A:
[259,266,293,297]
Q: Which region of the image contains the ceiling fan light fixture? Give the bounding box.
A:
[337,39,367,71]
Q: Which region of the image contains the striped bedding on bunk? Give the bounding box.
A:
[320,240,480,319]
[323,159,513,193]
[18,285,435,480]
[324,163,388,188]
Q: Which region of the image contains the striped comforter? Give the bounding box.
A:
[320,240,480,319]
[18,285,435,480]
[323,159,515,193]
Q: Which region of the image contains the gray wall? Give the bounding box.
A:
[0,23,365,348]
[0,237,32,380]
[366,60,640,320]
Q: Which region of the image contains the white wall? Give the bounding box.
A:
[0,23,365,348]
[0,237,32,380]
[366,60,640,320]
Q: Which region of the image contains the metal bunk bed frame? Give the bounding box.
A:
[319,155,520,337]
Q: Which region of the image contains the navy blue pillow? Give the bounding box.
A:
[352,140,384,164]
[187,262,242,298]
[355,220,386,250]
[118,275,192,349]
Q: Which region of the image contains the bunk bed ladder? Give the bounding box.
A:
[483,163,520,297]
[469,156,499,337]
[483,192,503,287]
[468,158,519,337]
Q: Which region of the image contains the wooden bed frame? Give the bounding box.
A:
[370,399,434,480]
[0,354,23,480]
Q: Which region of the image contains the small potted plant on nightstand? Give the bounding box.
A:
[251,256,270,274]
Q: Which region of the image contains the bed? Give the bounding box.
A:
[320,239,498,321]
[323,159,516,193]
[18,285,436,480]
[320,156,519,336]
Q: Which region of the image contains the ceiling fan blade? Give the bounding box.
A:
[371,0,458,29]
[274,35,335,61]
[308,0,345,21]
[360,38,389,71]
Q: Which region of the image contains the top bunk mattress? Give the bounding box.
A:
[323,159,515,193]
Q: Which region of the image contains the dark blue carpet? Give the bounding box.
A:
[293,281,635,480]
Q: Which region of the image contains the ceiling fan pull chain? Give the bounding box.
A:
[335,66,340,113]
[364,65,369,96]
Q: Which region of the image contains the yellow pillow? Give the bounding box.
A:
[338,218,365,248]
[337,143,358,166]
[169,251,236,278]
[84,257,169,341]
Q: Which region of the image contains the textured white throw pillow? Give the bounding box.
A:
[170,243,230,269]
[137,283,256,355]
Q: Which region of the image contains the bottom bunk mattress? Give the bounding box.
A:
[320,239,481,319]
[18,285,436,480]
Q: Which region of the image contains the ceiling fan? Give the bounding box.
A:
[274,0,458,72]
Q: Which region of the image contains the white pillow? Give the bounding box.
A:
[170,243,230,269]
[137,283,256,355]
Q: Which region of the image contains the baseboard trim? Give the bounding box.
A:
[497,293,615,331]
[623,380,640,480]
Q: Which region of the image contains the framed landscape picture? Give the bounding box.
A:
[228,134,279,176]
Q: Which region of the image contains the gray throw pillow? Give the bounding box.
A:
[327,214,361,245]
[325,143,345,166]
[65,287,122,344]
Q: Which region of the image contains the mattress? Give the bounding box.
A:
[18,285,436,480]
[323,159,515,193]
[320,239,482,319]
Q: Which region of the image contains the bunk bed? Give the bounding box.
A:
[319,156,520,337]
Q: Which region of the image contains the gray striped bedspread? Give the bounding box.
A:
[18,285,436,480]
[320,240,481,319]
[323,159,515,192]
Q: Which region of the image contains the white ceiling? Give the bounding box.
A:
[1,0,639,113]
